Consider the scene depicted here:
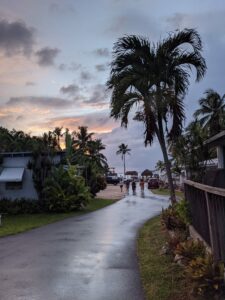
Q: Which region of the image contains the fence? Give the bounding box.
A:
[184,179,225,262]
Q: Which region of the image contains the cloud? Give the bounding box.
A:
[58,62,81,71]
[35,47,60,66]
[45,110,117,134]
[80,70,92,81]
[49,2,76,15]
[106,12,160,39]
[82,84,110,108]
[25,81,36,86]
[94,48,110,57]
[95,64,108,72]
[0,19,35,56]
[6,96,73,109]
[60,84,80,96]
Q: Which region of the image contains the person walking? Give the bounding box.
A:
[125,180,130,192]
[119,180,124,192]
[140,178,145,191]
[131,180,136,194]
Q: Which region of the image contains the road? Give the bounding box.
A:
[0,186,169,300]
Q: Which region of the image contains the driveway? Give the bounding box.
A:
[0,187,169,300]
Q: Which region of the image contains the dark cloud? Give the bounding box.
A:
[35,47,60,66]
[58,62,81,71]
[60,84,80,96]
[83,84,110,107]
[95,64,107,72]
[94,48,110,57]
[25,81,36,86]
[6,96,73,109]
[49,2,76,15]
[0,19,35,56]
[106,12,160,39]
[80,71,92,81]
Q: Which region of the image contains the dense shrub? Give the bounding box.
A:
[43,165,92,212]
[161,205,187,231]
[175,199,191,224]
[0,198,41,214]
[175,239,206,265]
[89,175,107,196]
[186,254,225,298]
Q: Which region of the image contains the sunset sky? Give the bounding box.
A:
[0,0,225,172]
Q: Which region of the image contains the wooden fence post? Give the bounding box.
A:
[205,191,215,256]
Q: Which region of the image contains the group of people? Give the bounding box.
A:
[119,178,145,194]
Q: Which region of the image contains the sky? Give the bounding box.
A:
[0,0,225,173]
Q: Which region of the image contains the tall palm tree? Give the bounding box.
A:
[107,29,206,203]
[116,143,131,176]
[194,89,225,136]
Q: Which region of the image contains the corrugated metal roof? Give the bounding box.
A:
[0,168,24,182]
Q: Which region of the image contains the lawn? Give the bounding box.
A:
[137,216,189,300]
[0,198,115,238]
[151,188,184,198]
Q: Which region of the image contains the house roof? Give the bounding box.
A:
[0,168,25,182]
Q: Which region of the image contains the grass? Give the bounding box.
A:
[137,216,189,300]
[0,198,115,238]
[151,188,184,198]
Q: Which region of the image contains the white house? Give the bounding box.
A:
[0,152,64,200]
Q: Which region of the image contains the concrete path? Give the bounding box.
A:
[0,187,169,300]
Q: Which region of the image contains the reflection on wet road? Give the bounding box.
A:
[0,186,169,300]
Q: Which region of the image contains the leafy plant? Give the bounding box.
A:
[175,239,206,265]
[175,199,191,224]
[161,206,187,231]
[167,230,188,253]
[43,165,91,212]
[186,254,225,298]
[0,198,41,214]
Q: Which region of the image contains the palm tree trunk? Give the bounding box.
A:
[123,155,126,177]
[157,121,176,204]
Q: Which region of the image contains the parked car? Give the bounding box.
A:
[148,178,159,189]
[106,173,120,185]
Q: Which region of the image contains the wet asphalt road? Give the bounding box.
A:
[0,187,169,300]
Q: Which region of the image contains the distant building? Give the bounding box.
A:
[125,170,138,180]
[0,152,64,200]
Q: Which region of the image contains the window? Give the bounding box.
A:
[5,182,23,190]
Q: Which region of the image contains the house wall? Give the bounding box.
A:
[0,156,38,200]
[0,169,38,200]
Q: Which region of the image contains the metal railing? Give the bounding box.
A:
[184,179,225,262]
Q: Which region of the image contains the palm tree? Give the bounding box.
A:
[53,126,63,150]
[194,89,225,136]
[107,29,206,203]
[116,143,131,176]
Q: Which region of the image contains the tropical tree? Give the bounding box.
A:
[116,143,131,176]
[155,160,166,173]
[170,121,213,181]
[194,89,225,136]
[107,29,206,202]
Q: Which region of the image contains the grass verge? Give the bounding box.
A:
[137,215,189,300]
[151,188,184,198]
[0,198,115,238]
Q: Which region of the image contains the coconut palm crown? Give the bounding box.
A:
[194,89,225,136]
[107,28,206,202]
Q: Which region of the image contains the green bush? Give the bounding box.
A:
[0,198,41,214]
[175,199,191,224]
[161,206,187,231]
[89,174,107,196]
[43,165,92,212]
